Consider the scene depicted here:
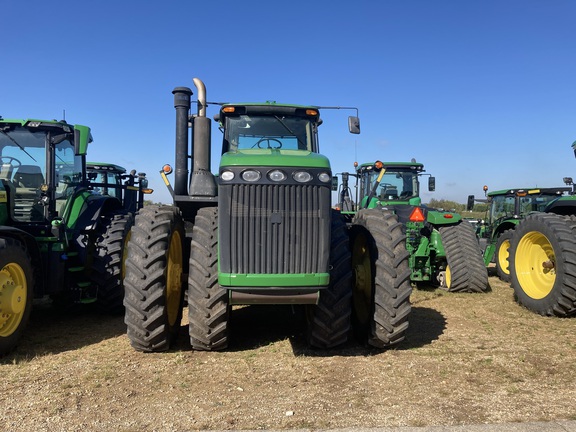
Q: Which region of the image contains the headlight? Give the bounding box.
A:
[318,172,331,183]
[268,170,287,182]
[220,170,235,181]
[241,170,261,182]
[293,171,313,183]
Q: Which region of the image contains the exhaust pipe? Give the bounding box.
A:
[172,86,193,196]
[189,77,217,197]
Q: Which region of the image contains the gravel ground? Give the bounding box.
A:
[2,276,576,431]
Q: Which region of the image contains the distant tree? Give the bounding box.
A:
[427,198,465,212]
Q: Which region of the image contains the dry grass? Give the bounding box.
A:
[2,276,576,431]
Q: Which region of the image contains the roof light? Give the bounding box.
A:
[162,164,173,175]
[222,106,236,113]
[306,109,318,116]
[374,160,383,170]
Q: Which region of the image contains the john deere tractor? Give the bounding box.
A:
[123,78,412,351]
[467,186,569,282]
[337,160,488,293]
[0,118,134,355]
[507,142,576,316]
[87,162,152,212]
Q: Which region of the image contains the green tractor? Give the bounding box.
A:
[467,186,569,282]
[87,162,153,212]
[337,160,488,293]
[507,143,576,316]
[123,78,412,351]
[0,118,134,356]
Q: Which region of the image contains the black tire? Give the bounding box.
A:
[0,237,34,357]
[188,207,229,351]
[439,221,489,293]
[509,213,576,317]
[495,229,514,283]
[124,205,186,352]
[92,210,134,314]
[306,210,352,348]
[350,209,412,348]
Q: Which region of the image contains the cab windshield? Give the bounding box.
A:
[224,115,316,152]
[362,169,420,201]
[0,126,82,221]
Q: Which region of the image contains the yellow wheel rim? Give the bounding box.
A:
[497,238,510,276]
[166,230,183,326]
[445,265,452,289]
[0,262,28,337]
[515,230,555,299]
[352,232,372,325]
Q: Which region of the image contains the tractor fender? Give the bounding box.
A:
[0,226,44,293]
[490,219,519,243]
[543,196,576,216]
[63,189,123,234]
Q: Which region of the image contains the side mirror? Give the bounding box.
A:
[428,176,435,192]
[331,176,339,191]
[348,116,360,134]
[466,195,475,211]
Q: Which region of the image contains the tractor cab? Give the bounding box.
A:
[0,119,88,225]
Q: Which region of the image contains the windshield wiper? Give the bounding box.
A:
[273,116,307,150]
[0,129,38,162]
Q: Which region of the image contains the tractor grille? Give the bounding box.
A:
[219,183,331,275]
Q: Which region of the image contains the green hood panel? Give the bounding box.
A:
[220,149,331,169]
[426,210,462,224]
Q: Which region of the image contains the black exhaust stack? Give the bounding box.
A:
[172,86,192,196]
[189,77,217,197]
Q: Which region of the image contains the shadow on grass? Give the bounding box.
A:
[172,302,446,358]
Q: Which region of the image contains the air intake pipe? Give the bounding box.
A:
[172,86,192,196]
[189,78,217,197]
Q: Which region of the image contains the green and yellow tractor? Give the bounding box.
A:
[87,162,153,212]
[507,142,576,316]
[468,186,569,282]
[123,78,412,351]
[0,118,133,355]
[337,160,488,293]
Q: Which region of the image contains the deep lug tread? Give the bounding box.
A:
[351,209,412,348]
[124,205,185,352]
[188,207,229,351]
[440,221,489,293]
[306,210,353,349]
[92,210,134,314]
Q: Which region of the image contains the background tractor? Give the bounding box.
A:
[123,78,412,352]
[87,162,152,212]
[467,186,569,282]
[337,160,488,293]
[0,118,133,355]
[507,142,576,317]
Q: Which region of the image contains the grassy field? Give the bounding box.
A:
[2,275,575,431]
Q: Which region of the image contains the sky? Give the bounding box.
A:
[2,0,575,205]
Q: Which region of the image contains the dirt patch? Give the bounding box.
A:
[2,276,576,431]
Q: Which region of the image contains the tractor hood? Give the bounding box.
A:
[220,148,331,169]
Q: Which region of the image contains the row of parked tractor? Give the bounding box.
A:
[1,77,572,357]
[468,172,576,317]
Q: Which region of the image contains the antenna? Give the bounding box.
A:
[62,109,66,121]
